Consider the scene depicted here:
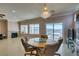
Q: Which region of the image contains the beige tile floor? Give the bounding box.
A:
[0,37,76,56]
[0,37,24,56]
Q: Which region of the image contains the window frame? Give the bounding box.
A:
[46,23,63,40]
[29,24,39,34]
[20,24,28,34]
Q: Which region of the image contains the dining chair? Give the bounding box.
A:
[57,38,63,51]
[54,38,63,55]
[24,36,36,48]
[36,42,60,56]
[21,39,37,56]
[40,34,48,39]
[37,38,63,56]
[24,36,29,42]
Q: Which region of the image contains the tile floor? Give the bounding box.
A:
[0,37,76,56]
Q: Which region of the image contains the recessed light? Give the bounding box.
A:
[12,10,16,13]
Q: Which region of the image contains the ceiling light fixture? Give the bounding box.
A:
[0,14,5,18]
[41,3,51,18]
[12,10,16,13]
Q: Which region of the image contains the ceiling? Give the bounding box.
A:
[0,3,79,21]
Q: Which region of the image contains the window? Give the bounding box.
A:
[54,23,63,40]
[21,25,28,34]
[46,24,54,39]
[29,24,39,34]
[46,23,63,40]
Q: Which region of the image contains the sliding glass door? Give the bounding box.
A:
[54,23,63,40]
[46,23,63,41]
[46,23,54,40]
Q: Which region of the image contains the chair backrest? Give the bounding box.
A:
[40,34,48,39]
[56,38,63,51]
[58,38,63,46]
[21,39,27,50]
[25,36,28,42]
[44,43,59,56]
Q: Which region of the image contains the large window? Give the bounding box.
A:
[54,23,63,40]
[29,24,39,34]
[21,25,28,34]
[46,23,63,40]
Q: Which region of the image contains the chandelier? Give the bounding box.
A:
[41,3,51,18]
[0,14,5,18]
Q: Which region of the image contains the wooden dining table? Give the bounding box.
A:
[27,38,57,56]
[28,38,57,48]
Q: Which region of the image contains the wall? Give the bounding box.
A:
[0,19,8,37]
[8,21,19,38]
[18,14,75,43]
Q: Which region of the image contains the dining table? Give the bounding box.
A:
[27,37,57,56]
[28,37,57,48]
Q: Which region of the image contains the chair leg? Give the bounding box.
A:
[36,50,42,56]
[30,51,32,56]
[55,53,61,56]
[24,52,32,56]
[24,53,26,56]
[24,51,37,56]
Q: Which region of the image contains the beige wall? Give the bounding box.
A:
[0,19,8,37]
[18,14,75,43]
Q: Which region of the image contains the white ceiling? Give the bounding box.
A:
[0,3,79,21]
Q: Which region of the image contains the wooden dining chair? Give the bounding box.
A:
[54,38,63,56]
[57,38,63,51]
[40,34,48,39]
[25,36,29,42]
[37,38,63,56]
[21,39,37,56]
[36,42,60,56]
